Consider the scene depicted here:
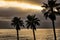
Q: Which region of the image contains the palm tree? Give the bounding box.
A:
[26,14,40,40]
[11,17,24,40]
[42,0,60,40]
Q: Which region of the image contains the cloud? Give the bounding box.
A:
[0,7,27,17]
[0,21,12,29]
[0,7,60,29]
[0,0,60,29]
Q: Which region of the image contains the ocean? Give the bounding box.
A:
[0,29,60,40]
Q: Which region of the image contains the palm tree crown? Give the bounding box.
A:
[26,15,40,30]
[11,17,24,30]
[42,0,60,20]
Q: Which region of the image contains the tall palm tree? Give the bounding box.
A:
[42,0,60,40]
[11,17,24,40]
[26,15,40,40]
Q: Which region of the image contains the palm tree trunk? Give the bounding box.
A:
[50,3,57,40]
[52,20,57,40]
[17,30,19,40]
[32,29,36,40]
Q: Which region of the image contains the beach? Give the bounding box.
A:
[0,29,60,40]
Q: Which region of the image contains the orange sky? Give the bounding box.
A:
[0,0,44,11]
[0,0,60,28]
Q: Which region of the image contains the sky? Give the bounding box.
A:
[0,0,60,29]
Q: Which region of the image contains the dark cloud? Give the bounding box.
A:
[0,7,39,18]
[0,0,60,29]
[0,21,12,29]
[0,7,28,17]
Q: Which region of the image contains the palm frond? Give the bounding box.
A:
[44,11,49,19]
[27,15,32,21]
[42,3,49,8]
[43,3,48,7]
[27,24,30,29]
[49,13,56,21]
[34,18,40,21]
[35,21,40,26]
[11,23,15,27]
[33,14,36,18]
[26,15,40,30]
[11,17,24,30]
[56,7,60,10]
[55,3,60,7]
[53,11,60,15]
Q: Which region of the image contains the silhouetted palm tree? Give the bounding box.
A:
[42,0,60,40]
[56,7,60,12]
[11,17,24,40]
[26,15,40,40]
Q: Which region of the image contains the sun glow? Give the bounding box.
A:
[0,1,43,11]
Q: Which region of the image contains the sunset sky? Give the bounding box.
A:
[0,0,60,29]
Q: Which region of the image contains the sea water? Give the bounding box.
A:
[0,29,60,40]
